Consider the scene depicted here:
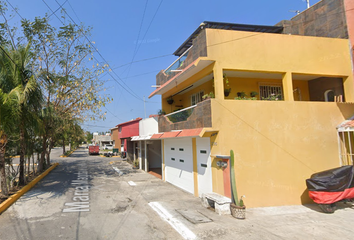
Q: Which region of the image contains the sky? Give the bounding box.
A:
[5,0,321,133]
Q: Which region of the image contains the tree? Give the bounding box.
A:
[0,46,22,196]
[21,15,111,171]
[0,44,42,185]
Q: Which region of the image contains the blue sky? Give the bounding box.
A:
[6,0,321,133]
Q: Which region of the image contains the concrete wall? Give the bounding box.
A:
[344,0,354,72]
[206,29,354,102]
[139,117,158,136]
[210,100,354,207]
[111,128,120,149]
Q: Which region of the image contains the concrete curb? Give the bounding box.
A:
[0,163,59,214]
[60,149,76,158]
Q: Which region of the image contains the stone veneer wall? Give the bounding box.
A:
[158,98,212,132]
[156,29,207,86]
[277,0,348,39]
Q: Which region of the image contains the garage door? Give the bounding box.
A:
[164,138,194,194]
[197,137,212,196]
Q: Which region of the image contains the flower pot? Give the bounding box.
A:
[230,203,246,219]
[167,99,174,105]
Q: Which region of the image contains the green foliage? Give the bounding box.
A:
[230,150,245,207]
[202,91,215,100]
[157,109,166,115]
[262,93,282,101]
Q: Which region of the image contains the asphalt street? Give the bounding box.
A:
[0,147,353,240]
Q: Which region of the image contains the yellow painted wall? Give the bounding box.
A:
[157,28,354,207]
[224,77,310,101]
[206,29,354,102]
[210,99,354,207]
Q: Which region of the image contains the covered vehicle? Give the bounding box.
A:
[306,165,354,213]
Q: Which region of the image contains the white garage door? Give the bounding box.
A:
[197,137,212,196]
[164,138,194,194]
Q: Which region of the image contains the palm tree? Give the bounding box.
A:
[0,85,20,196]
[0,44,42,185]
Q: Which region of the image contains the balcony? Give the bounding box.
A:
[158,99,212,132]
[155,29,207,86]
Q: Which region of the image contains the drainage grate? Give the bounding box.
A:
[176,209,213,224]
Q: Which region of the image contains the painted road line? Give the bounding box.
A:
[62,164,90,213]
[128,181,136,186]
[112,166,123,176]
[148,202,196,240]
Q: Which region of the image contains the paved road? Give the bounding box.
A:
[1,147,354,240]
[0,148,183,240]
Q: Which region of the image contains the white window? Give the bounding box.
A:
[259,84,283,100]
[191,90,204,105]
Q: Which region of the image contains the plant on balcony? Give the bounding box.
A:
[236,91,246,98]
[157,109,166,116]
[166,97,174,105]
[202,91,215,100]
[262,93,282,101]
[224,73,231,97]
[234,96,257,100]
[250,91,258,98]
[229,149,246,219]
[167,108,194,123]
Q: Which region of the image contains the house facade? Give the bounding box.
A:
[110,126,120,150]
[277,0,354,76]
[149,21,354,208]
[116,118,142,161]
[131,116,162,178]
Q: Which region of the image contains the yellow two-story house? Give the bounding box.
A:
[149,21,354,208]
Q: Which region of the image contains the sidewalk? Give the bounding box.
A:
[110,159,354,240]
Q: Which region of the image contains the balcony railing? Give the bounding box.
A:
[165,105,196,123]
[158,99,212,132]
[164,46,193,76]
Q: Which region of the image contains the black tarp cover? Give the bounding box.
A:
[306,165,354,192]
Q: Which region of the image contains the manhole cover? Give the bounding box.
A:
[176,209,212,224]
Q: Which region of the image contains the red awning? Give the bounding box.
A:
[151,128,204,139]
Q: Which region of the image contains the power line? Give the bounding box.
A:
[126,0,164,77]
[111,54,171,70]
[4,0,24,20]
[47,0,68,18]
[133,0,164,62]
[42,0,143,102]
[103,105,124,121]
[127,0,149,77]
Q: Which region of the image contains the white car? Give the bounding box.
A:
[104,144,113,150]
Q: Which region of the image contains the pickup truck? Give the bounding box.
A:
[88,145,99,155]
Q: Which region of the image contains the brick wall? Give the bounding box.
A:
[158,98,212,132]
[277,0,348,39]
[156,29,207,86]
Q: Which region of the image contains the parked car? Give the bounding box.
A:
[104,144,113,150]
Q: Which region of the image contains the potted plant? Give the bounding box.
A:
[223,74,231,97]
[158,109,166,116]
[133,159,139,169]
[229,149,246,219]
[202,91,215,100]
[250,91,258,98]
[237,91,246,98]
[167,97,174,105]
